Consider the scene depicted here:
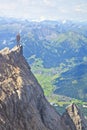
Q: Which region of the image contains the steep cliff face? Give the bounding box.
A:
[0,46,67,130]
[62,103,87,130]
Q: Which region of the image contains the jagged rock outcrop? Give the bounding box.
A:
[0,46,67,130]
[62,103,87,130]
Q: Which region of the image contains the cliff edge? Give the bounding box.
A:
[0,46,66,130]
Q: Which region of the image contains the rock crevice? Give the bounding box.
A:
[62,103,87,130]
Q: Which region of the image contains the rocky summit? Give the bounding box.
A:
[0,46,87,130]
[62,103,87,130]
[0,46,66,130]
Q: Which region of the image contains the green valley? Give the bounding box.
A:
[0,18,87,115]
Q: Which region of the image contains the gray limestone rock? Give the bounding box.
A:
[0,46,67,130]
[62,103,87,130]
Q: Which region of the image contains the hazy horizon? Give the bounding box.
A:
[0,0,87,22]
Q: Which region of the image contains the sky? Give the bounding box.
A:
[0,0,87,21]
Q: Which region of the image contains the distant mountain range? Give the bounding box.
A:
[0,17,87,101]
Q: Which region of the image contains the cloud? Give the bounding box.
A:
[75,8,83,12]
[75,3,87,13]
[59,8,68,13]
[0,0,87,21]
[0,4,16,10]
[43,0,56,7]
[39,16,46,21]
[43,0,50,5]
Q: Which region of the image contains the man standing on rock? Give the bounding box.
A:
[16,33,20,46]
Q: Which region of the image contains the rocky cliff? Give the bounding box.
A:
[0,46,67,130]
[0,46,87,130]
[62,103,87,130]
